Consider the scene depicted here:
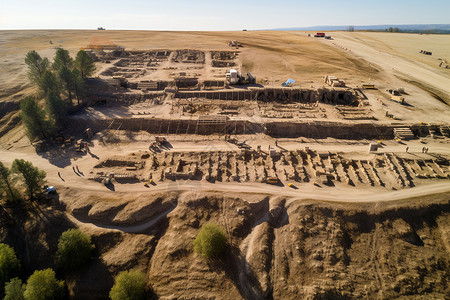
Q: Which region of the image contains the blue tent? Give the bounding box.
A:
[282,79,295,87]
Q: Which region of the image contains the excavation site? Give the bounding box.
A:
[0,29,449,299]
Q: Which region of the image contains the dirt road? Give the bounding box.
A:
[1,138,449,205]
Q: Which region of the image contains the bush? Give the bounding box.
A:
[55,229,94,272]
[109,270,147,300]
[0,244,21,297]
[193,223,227,258]
[4,277,25,300]
[24,269,64,300]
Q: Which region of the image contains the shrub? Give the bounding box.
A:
[109,270,147,300]
[55,229,94,272]
[4,277,25,300]
[24,269,64,300]
[0,244,21,297]
[193,223,227,258]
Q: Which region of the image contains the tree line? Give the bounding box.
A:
[0,229,148,300]
[21,49,96,141]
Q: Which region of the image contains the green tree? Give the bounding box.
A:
[74,50,96,78]
[52,48,73,71]
[24,269,64,300]
[58,66,76,104]
[109,270,147,300]
[193,223,227,258]
[55,229,94,272]
[24,51,49,85]
[11,159,46,200]
[45,91,66,127]
[19,97,52,141]
[39,70,60,97]
[4,278,25,300]
[72,69,85,105]
[0,244,21,298]
[0,161,19,203]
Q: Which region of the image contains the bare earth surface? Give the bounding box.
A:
[0,30,449,299]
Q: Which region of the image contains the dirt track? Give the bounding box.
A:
[1,137,449,205]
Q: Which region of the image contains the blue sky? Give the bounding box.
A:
[1,0,449,30]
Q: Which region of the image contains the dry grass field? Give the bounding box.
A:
[0,30,385,100]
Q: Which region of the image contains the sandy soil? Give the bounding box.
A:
[325,31,450,104]
[1,133,449,204]
[3,30,447,98]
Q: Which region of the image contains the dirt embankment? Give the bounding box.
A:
[1,192,449,299]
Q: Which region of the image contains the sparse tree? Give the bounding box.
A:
[74,50,96,78]
[45,91,66,127]
[52,48,73,71]
[193,223,227,258]
[58,66,76,104]
[0,161,19,203]
[109,270,147,300]
[72,69,86,105]
[4,278,25,300]
[39,70,60,97]
[24,269,64,300]
[55,229,94,272]
[24,51,49,85]
[0,244,21,298]
[19,97,52,141]
[11,159,46,200]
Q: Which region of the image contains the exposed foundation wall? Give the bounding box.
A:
[174,90,252,100]
[266,122,394,139]
[70,117,393,139]
[69,118,263,136]
[174,87,356,104]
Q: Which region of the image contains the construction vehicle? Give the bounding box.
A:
[226,69,256,85]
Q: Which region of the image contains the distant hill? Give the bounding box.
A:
[269,24,450,33]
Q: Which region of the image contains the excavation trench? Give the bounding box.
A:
[69,117,394,139]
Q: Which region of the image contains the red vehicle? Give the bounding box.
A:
[314,32,326,37]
